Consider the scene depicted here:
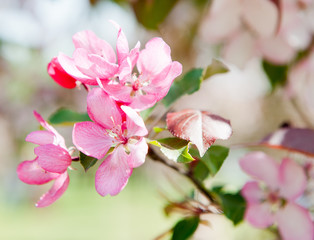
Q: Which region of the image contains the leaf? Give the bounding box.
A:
[167,109,232,157]
[49,108,91,125]
[162,59,228,107]
[79,151,97,172]
[191,145,229,176]
[153,127,166,133]
[148,138,194,163]
[262,60,288,90]
[260,127,314,157]
[131,0,179,30]
[212,188,246,225]
[193,160,210,182]
[172,216,200,240]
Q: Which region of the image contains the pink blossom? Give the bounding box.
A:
[101,37,182,111]
[57,23,139,86]
[240,152,313,240]
[72,88,148,196]
[17,111,71,207]
[47,57,77,89]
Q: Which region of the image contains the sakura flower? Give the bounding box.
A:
[57,23,139,86]
[17,111,72,207]
[47,57,77,89]
[101,37,182,111]
[240,152,313,240]
[72,88,148,196]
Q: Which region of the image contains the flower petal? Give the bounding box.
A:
[121,106,148,137]
[239,151,280,189]
[35,144,72,174]
[72,30,116,63]
[17,159,58,185]
[73,121,113,159]
[245,202,275,228]
[95,146,132,196]
[36,171,70,208]
[33,111,66,149]
[25,130,55,145]
[87,88,122,128]
[278,158,307,201]
[47,57,77,89]
[241,181,265,204]
[128,138,148,168]
[277,203,314,240]
[111,21,129,65]
[137,37,172,76]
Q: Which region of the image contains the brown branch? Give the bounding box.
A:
[148,148,218,205]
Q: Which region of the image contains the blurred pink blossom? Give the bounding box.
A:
[240,151,313,240]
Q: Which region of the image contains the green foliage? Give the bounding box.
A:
[149,138,194,163]
[262,60,288,90]
[132,0,178,29]
[172,216,200,240]
[79,152,98,172]
[193,160,210,182]
[162,60,228,107]
[49,108,91,125]
[212,187,246,225]
[190,145,229,177]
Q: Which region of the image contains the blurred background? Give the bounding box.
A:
[1,0,314,239]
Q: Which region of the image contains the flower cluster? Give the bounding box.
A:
[240,152,314,240]
[18,23,182,206]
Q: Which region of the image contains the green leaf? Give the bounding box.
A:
[49,108,91,125]
[202,59,229,80]
[190,145,229,176]
[212,188,246,225]
[163,60,229,107]
[262,60,288,90]
[148,138,194,163]
[193,160,210,182]
[172,216,200,240]
[79,152,98,172]
[153,126,166,133]
[132,0,179,30]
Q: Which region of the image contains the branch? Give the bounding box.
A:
[147,148,219,205]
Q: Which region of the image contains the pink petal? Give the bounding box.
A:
[57,53,94,84]
[223,31,257,68]
[35,144,72,174]
[258,36,296,64]
[137,38,172,76]
[47,57,77,89]
[242,0,278,38]
[102,82,132,103]
[111,21,129,65]
[95,146,132,196]
[148,61,183,99]
[73,121,113,159]
[128,138,148,168]
[87,88,122,129]
[276,203,314,240]
[25,130,55,145]
[88,54,118,79]
[121,106,148,137]
[239,151,280,189]
[72,30,116,63]
[33,111,66,149]
[200,0,242,43]
[241,181,265,204]
[36,171,70,208]
[245,202,275,228]
[278,158,307,200]
[17,159,58,185]
[127,94,158,111]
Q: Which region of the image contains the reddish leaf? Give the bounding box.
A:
[166,109,232,157]
[260,127,314,156]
